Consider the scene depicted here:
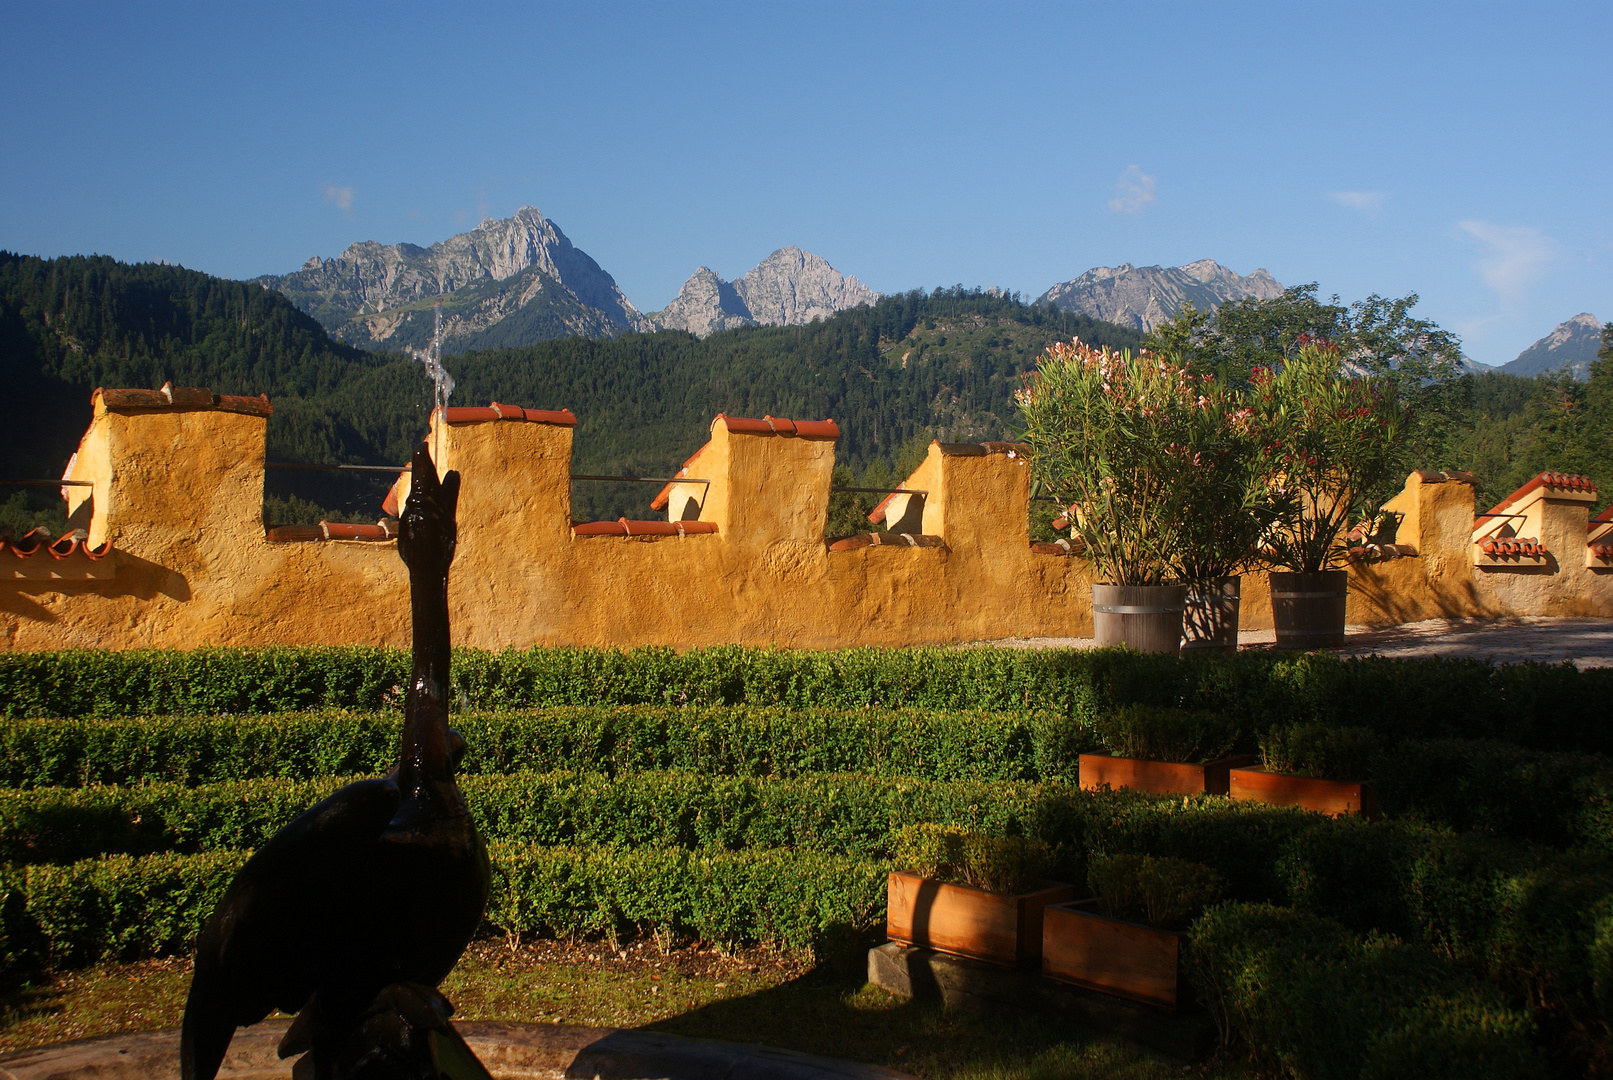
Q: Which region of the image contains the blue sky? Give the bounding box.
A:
[3,1,1608,367]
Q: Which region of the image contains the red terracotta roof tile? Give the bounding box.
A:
[1594,505,1613,524]
[1346,543,1418,562]
[1030,537,1086,556]
[827,532,944,552]
[651,442,711,511]
[0,527,113,561]
[2,526,113,563]
[93,385,274,417]
[4,526,52,557]
[1478,536,1547,559]
[716,414,839,440]
[265,521,396,543]
[572,519,718,538]
[1592,541,1613,560]
[1487,471,1598,515]
[442,404,578,426]
[867,490,906,525]
[381,486,400,519]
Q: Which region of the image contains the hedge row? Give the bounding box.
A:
[3,646,1609,753]
[5,771,1609,1027]
[1190,903,1543,1080]
[0,771,1085,866]
[0,708,1086,790]
[0,843,885,972]
[5,709,1609,849]
[7,760,1612,870]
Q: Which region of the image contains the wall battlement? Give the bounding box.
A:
[2,389,1609,652]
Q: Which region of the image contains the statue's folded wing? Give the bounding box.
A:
[181,777,402,1080]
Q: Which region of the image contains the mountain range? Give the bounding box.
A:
[253,207,652,354]
[1500,313,1604,380]
[251,209,1599,380]
[1036,259,1286,332]
[651,248,879,337]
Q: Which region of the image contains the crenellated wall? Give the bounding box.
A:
[2,390,1609,653]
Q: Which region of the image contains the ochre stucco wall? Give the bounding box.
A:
[3,399,1608,653]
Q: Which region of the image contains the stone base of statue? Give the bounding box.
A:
[284,984,491,1080]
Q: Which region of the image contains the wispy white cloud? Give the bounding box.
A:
[1329,190,1384,215]
[1107,165,1156,215]
[1457,219,1560,309]
[322,182,355,217]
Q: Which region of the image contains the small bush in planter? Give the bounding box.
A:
[1087,852,1223,931]
[1261,723,1382,780]
[1093,704,1240,764]
[893,823,1051,895]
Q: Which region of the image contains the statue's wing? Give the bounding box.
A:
[180,776,401,1080]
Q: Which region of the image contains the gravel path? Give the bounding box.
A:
[980,617,1613,669]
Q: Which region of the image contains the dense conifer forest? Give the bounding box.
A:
[2,251,1609,532]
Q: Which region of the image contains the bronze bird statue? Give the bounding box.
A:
[181,443,491,1080]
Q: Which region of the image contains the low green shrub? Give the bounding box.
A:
[1091,704,1239,764]
[0,844,886,973]
[1087,853,1221,930]
[5,646,1610,753]
[0,707,1090,790]
[892,824,1052,894]
[1260,722,1381,780]
[1373,738,1613,846]
[0,771,1090,867]
[1189,902,1543,1080]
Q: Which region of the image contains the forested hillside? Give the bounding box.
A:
[3,252,1609,533]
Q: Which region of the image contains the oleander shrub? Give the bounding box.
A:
[891,824,1053,895]
[1092,704,1240,763]
[1087,853,1221,930]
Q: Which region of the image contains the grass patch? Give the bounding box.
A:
[0,940,1248,1078]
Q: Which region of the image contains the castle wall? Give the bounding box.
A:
[3,394,1608,653]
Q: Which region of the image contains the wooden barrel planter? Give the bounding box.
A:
[1092,584,1187,656]
[1269,571,1348,649]
[1181,576,1240,652]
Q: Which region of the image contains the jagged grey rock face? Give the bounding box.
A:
[653,267,756,338]
[1502,313,1604,381]
[256,207,650,351]
[653,248,878,338]
[1036,259,1286,333]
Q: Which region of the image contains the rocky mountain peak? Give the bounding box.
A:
[256,207,649,352]
[1502,313,1604,381]
[1036,260,1286,333]
[653,249,878,338]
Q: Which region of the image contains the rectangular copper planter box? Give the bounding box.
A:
[1078,753,1258,797]
[1228,766,1377,817]
[1041,901,1186,1009]
[886,871,1077,967]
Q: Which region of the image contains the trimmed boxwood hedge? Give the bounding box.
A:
[3,646,1609,753]
[0,844,886,971]
[1189,902,1543,1080]
[0,771,1086,867]
[0,707,1088,790]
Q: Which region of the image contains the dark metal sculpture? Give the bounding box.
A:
[182,443,492,1080]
